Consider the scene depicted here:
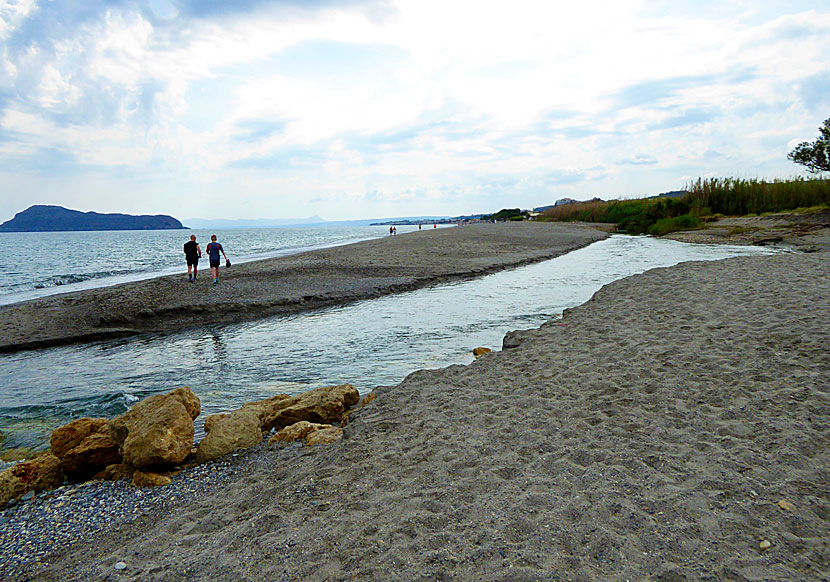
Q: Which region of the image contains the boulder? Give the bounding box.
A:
[239,395,292,426]
[110,386,200,469]
[203,413,229,434]
[269,421,321,443]
[306,426,344,446]
[0,453,64,505]
[50,418,121,477]
[269,421,344,446]
[194,409,262,464]
[132,470,172,487]
[472,347,492,358]
[248,384,359,432]
[94,463,136,481]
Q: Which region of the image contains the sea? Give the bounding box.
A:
[0,226,777,460]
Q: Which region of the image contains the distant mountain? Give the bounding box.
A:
[0,205,186,232]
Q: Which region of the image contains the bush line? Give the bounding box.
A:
[540,177,830,235]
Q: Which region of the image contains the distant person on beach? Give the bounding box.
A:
[183,235,201,282]
[205,235,228,285]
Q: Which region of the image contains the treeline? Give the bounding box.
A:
[540,177,830,235]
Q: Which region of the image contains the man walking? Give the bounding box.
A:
[183,234,202,282]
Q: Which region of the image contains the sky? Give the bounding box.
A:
[0,0,828,222]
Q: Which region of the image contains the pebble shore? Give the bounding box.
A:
[0,443,277,579]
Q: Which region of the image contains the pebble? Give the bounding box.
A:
[0,444,265,580]
[760,540,772,551]
[114,561,127,570]
[777,500,795,511]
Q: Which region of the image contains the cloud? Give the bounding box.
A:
[619,154,658,166]
[647,107,721,130]
[798,72,830,111]
[1,1,829,223]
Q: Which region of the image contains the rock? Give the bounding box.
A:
[269,421,343,446]
[502,331,523,349]
[238,395,292,426]
[269,421,320,443]
[777,500,796,511]
[194,409,262,464]
[249,384,359,432]
[203,413,229,434]
[132,470,172,487]
[0,453,64,506]
[359,392,377,407]
[94,463,136,481]
[114,561,127,571]
[473,347,492,358]
[110,387,201,469]
[759,540,772,551]
[305,426,344,446]
[50,418,121,478]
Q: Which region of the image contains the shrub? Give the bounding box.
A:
[648,214,701,236]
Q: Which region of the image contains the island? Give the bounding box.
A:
[0,205,186,232]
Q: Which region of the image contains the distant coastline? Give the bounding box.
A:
[0,205,185,232]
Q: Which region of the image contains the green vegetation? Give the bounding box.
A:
[788,118,830,174]
[486,208,528,221]
[540,177,829,235]
[685,177,830,216]
[541,196,699,235]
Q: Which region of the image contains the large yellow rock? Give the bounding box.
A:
[0,453,64,505]
[50,417,121,477]
[305,426,344,446]
[269,421,343,446]
[269,421,321,443]
[247,384,359,432]
[203,413,229,434]
[110,386,200,469]
[194,409,262,463]
[132,470,172,487]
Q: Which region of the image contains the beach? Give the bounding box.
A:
[0,225,825,580]
[0,222,609,352]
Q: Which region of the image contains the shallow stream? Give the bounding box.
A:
[0,235,775,457]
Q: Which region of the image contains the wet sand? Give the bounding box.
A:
[0,222,609,353]
[12,237,829,581]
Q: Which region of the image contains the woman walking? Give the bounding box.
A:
[205,235,229,285]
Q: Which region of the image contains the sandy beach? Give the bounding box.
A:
[5,230,827,580]
[0,222,609,352]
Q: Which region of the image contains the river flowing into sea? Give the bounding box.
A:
[0,235,776,459]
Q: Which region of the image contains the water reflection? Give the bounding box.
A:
[0,236,775,451]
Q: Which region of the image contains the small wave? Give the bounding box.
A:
[0,268,155,302]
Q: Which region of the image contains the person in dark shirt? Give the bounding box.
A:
[183,235,202,282]
[205,234,229,285]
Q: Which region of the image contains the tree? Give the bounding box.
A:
[788,118,830,174]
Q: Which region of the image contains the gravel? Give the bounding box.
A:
[0,447,264,580]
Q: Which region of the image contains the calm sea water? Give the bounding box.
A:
[0,224,422,305]
[0,234,776,459]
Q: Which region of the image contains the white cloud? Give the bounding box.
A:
[0,0,828,221]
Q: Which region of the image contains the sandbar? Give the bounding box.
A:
[0,222,609,352]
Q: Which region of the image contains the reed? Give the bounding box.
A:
[686,177,830,216]
[540,177,829,235]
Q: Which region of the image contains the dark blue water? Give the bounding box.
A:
[0,236,776,460]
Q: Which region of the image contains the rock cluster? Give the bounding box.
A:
[0,384,361,505]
